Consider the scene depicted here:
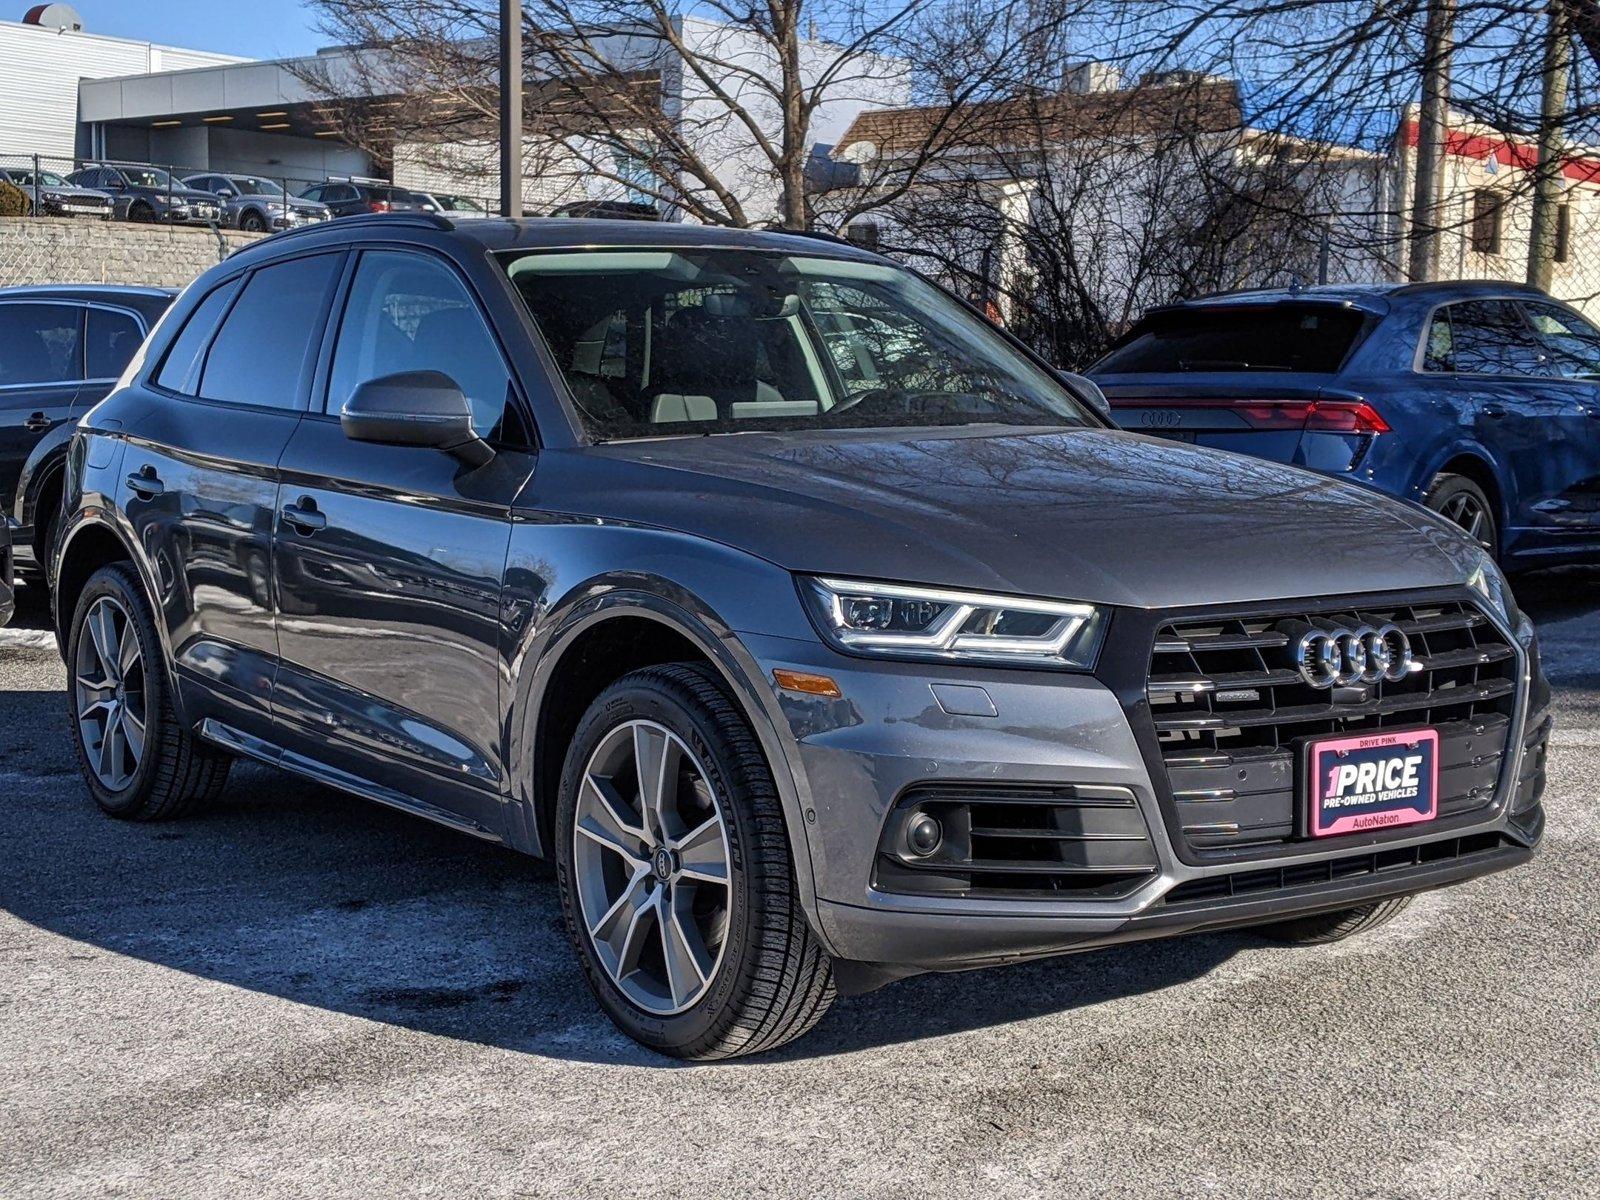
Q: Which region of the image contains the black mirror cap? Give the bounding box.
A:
[340,370,495,467]
[1056,369,1113,421]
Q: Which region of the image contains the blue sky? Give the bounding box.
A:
[74,0,325,59]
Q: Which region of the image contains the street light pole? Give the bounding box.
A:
[500,0,523,218]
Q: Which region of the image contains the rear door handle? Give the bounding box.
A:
[1481,405,1507,419]
[24,412,52,432]
[281,498,327,534]
[125,469,163,498]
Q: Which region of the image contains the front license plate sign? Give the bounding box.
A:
[1305,728,1439,837]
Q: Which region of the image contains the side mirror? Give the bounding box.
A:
[217,187,236,198]
[340,371,494,468]
[1055,369,1113,421]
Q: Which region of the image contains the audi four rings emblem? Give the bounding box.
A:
[1294,624,1417,689]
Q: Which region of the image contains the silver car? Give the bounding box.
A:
[182,173,332,233]
[0,167,114,219]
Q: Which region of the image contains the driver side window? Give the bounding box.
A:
[327,250,517,441]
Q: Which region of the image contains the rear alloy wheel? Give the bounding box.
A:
[556,664,834,1059]
[1424,473,1497,556]
[67,563,230,820]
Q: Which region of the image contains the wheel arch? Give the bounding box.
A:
[1428,449,1507,535]
[53,515,179,706]
[510,584,826,946]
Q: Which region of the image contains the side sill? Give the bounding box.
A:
[198,718,505,844]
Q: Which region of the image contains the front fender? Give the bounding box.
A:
[500,532,830,950]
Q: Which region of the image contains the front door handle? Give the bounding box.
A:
[1480,405,1507,419]
[125,469,164,498]
[24,412,52,433]
[281,498,327,534]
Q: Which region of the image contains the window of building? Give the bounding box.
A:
[1555,202,1572,264]
[1471,190,1503,255]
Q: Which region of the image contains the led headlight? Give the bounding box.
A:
[799,577,1107,668]
[1466,551,1516,625]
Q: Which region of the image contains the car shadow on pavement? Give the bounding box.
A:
[0,684,1252,1065]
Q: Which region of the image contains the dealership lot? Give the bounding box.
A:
[0,576,1595,1199]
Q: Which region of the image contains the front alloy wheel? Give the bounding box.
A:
[556,664,834,1059]
[572,720,732,1014]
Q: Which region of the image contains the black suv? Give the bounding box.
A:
[0,285,173,576]
[55,216,1548,1059]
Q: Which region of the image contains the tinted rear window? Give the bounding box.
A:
[1095,304,1367,374]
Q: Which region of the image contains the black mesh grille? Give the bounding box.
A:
[1146,599,1518,857]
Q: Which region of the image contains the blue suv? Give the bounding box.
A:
[1090,281,1600,569]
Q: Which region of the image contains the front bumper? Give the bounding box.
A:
[746,598,1549,972]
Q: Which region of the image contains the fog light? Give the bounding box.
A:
[906,812,943,857]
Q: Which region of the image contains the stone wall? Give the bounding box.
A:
[0,216,266,290]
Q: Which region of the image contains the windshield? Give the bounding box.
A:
[438,195,485,212]
[121,167,176,189]
[503,248,1093,441]
[1094,303,1368,374]
[11,170,68,186]
[230,177,284,197]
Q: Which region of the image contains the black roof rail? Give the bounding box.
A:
[1388,278,1548,297]
[232,211,455,255]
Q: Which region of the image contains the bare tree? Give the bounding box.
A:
[298,0,1062,228]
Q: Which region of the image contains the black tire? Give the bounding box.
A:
[1258,895,1414,945]
[1423,473,1498,557]
[555,663,834,1059]
[128,202,155,224]
[240,210,267,233]
[66,563,230,821]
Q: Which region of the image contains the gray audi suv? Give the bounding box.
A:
[54,215,1550,1059]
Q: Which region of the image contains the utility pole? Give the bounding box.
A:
[499,0,523,218]
[1408,0,1456,282]
[1528,1,1572,290]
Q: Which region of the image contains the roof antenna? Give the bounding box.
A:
[1287,275,1303,294]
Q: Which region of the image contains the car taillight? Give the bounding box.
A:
[367,200,390,213]
[1113,397,1389,434]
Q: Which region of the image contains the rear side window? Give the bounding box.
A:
[85,308,143,379]
[155,278,242,394]
[1094,304,1367,374]
[197,254,342,409]
[1428,300,1550,377]
[0,303,82,385]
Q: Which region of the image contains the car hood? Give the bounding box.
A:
[537,427,1481,610]
[42,186,111,201]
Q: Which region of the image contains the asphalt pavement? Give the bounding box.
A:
[1,573,1596,1199]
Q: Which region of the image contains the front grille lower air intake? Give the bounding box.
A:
[1145,598,1518,860]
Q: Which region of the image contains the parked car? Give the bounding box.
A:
[0,167,114,219]
[0,285,174,577]
[1091,280,1600,570]
[405,191,490,218]
[297,178,430,218]
[54,216,1548,1060]
[549,199,660,220]
[182,173,332,233]
[63,164,222,226]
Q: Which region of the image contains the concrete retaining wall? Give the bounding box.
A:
[0,216,266,290]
